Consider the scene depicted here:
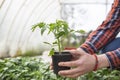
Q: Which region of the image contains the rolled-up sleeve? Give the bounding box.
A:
[80,0,120,69]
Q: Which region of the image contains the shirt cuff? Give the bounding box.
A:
[105,53,113,70]
[105,51,120,70]
[80,41,98,54]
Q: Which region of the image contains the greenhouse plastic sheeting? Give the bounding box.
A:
[0,0,60,57]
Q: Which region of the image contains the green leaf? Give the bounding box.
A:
[62,21,68,28]
[31,25,38,32]
[56,20,68,30]
[48,23,56,34]
[63,26,69,34]
[31,22,46,32]
[76,30,86,34]
[43,42,51,46]
[48,48,54,56]
[56,31,65,39]
[52,41,57,44]
[38,22,46,28]
[41,27,46,35]
[70,29,75,32]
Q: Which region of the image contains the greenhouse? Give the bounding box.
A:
[0,0,120,80]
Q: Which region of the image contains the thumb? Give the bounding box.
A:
[69,48,84,56]
[64,48,86,56]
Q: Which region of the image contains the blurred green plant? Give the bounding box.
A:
[23,50,42,57]
[0,57,120,80]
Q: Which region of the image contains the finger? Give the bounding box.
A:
[63,50,80,60]
[69,50,81,57]
[59,72,84,78]
[58,67,85,78]
[50,65,53,70]
[63,49,81,59]
[50,62,53,66]
[58,67,81,75]
[63,49,78,55]
[50,62,53,70]
[58,60,81,67]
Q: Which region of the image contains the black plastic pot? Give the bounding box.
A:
[52,51,72,74]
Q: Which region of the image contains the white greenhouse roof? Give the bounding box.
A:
[0,0,61,57]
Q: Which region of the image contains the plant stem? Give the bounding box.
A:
[58,38,61,54]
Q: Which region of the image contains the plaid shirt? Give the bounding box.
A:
[80,0,120,69]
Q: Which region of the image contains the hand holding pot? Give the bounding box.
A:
[58,48,109,78]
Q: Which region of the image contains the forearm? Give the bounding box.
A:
[97,48,120,70]
[97,54,110,69]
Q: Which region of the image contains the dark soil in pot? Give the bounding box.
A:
[52,51,72,74]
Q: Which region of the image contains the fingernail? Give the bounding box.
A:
[58,62,62,66]
[58,71,61,75]
[58,62,60,65]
